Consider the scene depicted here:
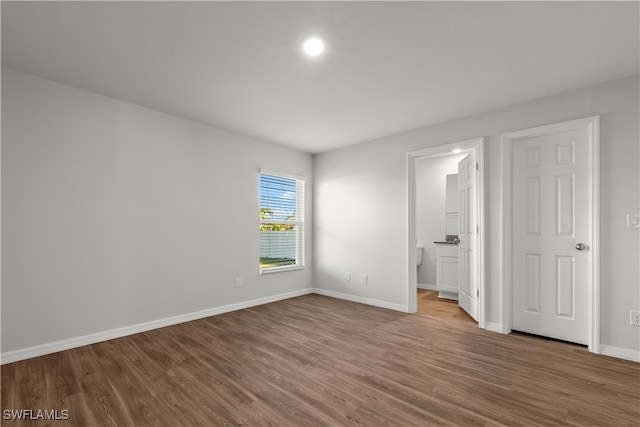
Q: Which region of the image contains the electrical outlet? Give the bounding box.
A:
[346,272,351,281]
[234,277,242,288]
[630,310,640,327]
[361,274,368,285]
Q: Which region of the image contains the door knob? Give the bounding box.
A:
[575,243,588,251]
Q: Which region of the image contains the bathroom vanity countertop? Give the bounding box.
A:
[433,241,458,245]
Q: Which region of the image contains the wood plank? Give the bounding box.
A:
[2,290,638,426]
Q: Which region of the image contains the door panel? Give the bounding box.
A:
[556,255,574,318]
[512,129,589,344]
[458,152,477,320]
[523,253,541,313]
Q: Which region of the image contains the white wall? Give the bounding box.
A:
[415,155,464,287]
[314,75,640,355]
[1,69,313,354]
[3,68,638,360]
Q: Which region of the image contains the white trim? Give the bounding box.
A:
[312,288,409,313]
[591,118,600,352]
[417,283,437,291]
[477,138,487,329]
[407,137,486,325]
[500,132,513,334]
[499,135,512,334]
[407,153,418,313]
[1,288,314,365]
[259,168,305,182]
[484,322,504,334]
[500,116,600,351]
[599,345,640,363]
[259,265,305,275]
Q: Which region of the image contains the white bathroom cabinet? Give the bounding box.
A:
[436,243,458,300]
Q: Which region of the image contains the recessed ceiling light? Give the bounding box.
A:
[452,148,462,154]
[302,36,325,56]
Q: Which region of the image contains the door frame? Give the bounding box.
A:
[501,116,600,353]
[407,137,486,329]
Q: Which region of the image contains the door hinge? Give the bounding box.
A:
[476,162,479,171]
[477,225,479,233]
[477,289,479,297]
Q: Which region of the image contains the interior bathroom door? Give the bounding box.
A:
[458,152,478,321]
[511,128,590,345]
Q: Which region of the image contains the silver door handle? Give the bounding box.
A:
[575,243,588,251]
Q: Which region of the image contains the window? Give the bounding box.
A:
[259,169,305,273]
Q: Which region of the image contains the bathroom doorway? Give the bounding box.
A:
[407,138,486,328]
[414,153,466,293]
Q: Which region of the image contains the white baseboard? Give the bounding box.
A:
[479,327,638,362]
[599,344,640,363]
[1,288,314,365]
[312,288,409,313]
[484,321,505,334]
[13,288,634,365]
[417,283,437,290]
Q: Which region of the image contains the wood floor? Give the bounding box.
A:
[2,290,639,426]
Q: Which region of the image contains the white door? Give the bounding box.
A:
[458,152,477,321]
[512,128,590,344]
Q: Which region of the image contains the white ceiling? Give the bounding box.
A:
[2,1,638,154]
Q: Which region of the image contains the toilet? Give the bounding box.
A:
[416,244,424,267]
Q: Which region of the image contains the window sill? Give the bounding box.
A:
[260,265,305,275]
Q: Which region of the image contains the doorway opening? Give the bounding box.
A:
[417,289,477,324]
[407,137,486,329]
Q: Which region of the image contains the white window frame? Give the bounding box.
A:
[259,169,305,274]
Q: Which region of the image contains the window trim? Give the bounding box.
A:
[259,169,305,274]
